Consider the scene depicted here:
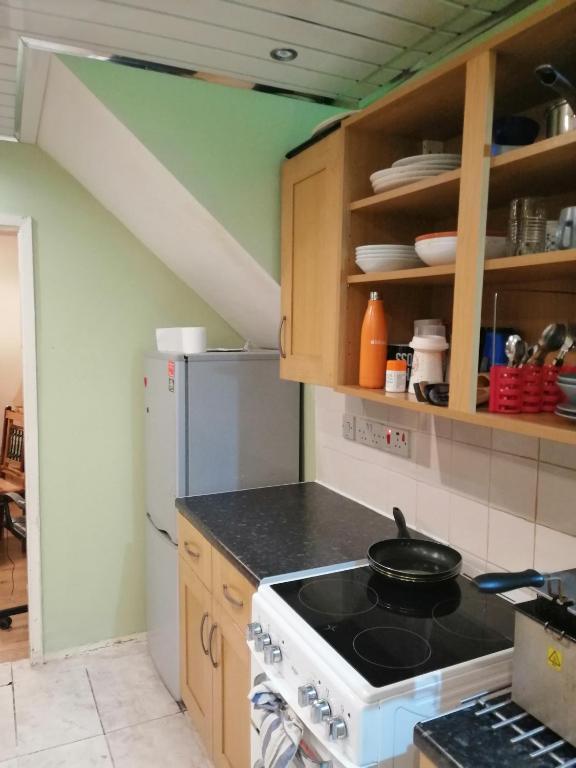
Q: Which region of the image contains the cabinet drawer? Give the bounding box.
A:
[212,548,255,631]
[178,514,212,589]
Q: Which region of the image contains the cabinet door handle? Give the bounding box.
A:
[279,316,287,359]
[200,612,210,655]
[208,623,219,668]
[184,541,201,559]
[222,583,244,608]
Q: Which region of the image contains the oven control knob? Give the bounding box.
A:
[328,717,348,741]
[264,645,282,664]
[255,633,271,652]
[297,684,318,707]
[310,699,331,724]
[246,622,263,641]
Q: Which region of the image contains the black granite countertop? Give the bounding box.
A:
[176,482,406,585]
[414,693,576,768]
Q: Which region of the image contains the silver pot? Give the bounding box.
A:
[545,99,576,137]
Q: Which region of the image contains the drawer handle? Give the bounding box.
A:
[184,541,201,559]
[223,583,244,608]
[279,316,287,359]
[200,612,209,656]
[208,623,219,668]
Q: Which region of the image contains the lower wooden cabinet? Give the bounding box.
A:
[419,752,438,768]
[178,517,254,768]
[212,602,252,768]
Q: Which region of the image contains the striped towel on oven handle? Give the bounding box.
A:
[250,683,303,768]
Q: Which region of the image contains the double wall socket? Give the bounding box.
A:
[342,414,410,458]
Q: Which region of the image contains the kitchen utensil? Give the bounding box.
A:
[535,64,576,137]
[414,232,506,266]
[474,566,576,745]
[555,402,576,420]
[545,99,576,137]
[508,197,547,255]
[553,323,575,366]
[476,373,490,405]
[525,323,566,365]
[392,153,461,168]
[367,507,462,583]
[492,115,539,145]
[545,219,558,251]
[556,206,576,249]
[505,334,523,366]
[422,382,449,407]
[414,319,445,338]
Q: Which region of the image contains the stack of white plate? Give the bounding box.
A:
[355,244,422,273]
[370,153,461,194]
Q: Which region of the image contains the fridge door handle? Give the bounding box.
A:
[146,512,177,546]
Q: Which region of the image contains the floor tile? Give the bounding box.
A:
[17,737,113,767]
[0,684,16,762]
[86,651,179,733]
[14,665,102,754]
[0,662,11,686]
[107,714,212,768]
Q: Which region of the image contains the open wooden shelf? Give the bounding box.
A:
[336,386,576,445]
[347,264,455,286]
[350,169,460,215]
[484,249,576,282]
[489,131,576,207]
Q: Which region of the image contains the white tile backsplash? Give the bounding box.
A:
[488,508,535,571]
[449,495,489,560]
[489,453,538,521]
[314,387,576,575]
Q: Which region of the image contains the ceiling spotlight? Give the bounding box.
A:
[270,47,298,62]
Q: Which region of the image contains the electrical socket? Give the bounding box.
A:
[353,415,410,458]
[342,414,355,441]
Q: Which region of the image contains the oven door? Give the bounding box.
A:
[250,658,340,768]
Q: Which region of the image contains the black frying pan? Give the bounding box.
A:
[367,508,462,584]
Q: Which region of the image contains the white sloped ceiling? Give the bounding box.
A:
[30,53,280,347]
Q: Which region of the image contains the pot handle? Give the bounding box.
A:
[473,568,545,594]
[393,507,411,539]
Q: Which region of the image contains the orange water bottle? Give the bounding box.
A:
[359,291,388,388]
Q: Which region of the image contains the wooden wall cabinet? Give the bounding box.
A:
[280,1,576,446]
[178,514,254,768]
[280,129,344,386]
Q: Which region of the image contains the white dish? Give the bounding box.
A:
[372,174,439,193]
[355,244,416,250]
[370,166,455,183]
[415,236,457,266]
[356,253,419,261]
[484,236,507,259]
[356,247,416,254]
[356,257,422,273]
[555,404,576,420]
[392,153,461,168]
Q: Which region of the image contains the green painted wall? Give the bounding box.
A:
[63,57,342,283]
[0,142,240,652]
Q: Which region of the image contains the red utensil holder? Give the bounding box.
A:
[489,366,523,414]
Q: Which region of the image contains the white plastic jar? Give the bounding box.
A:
[409,335,449,391]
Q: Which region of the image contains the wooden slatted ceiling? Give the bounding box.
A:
[0,0,531,137]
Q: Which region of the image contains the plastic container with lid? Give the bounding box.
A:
[385,359,407,393]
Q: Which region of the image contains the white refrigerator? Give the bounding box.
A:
[144,351,300,698]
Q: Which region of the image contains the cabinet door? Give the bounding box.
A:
[280,130,343,385]
[179,558,213,751]
[211,602,251,768]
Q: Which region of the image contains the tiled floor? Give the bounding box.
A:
[0,639,213,767]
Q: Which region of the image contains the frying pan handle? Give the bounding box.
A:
[473,569,545,594]
[393,507,411,539]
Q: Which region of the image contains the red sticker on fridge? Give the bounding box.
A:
[168,360,175,378]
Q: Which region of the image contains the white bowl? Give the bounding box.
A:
[485,236,507,259]
[415,236,457,266]
[557,379,576,404]
[356,257,422,273]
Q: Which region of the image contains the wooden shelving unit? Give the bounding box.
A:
[334,0,576,445]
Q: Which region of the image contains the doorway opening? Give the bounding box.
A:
[0,217,41,664]
[0,230,27,661]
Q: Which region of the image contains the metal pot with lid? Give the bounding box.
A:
[474,567,576,745]
[535,64,576,136]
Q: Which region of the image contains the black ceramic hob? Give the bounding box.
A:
[272,565,515,688]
